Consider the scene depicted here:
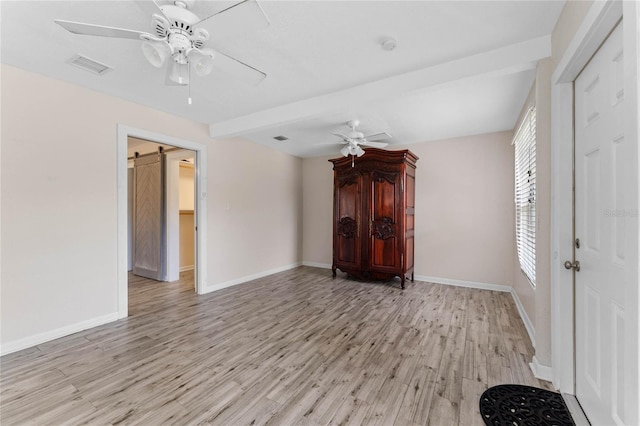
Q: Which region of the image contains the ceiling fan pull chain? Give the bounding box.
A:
[188,62,192,105]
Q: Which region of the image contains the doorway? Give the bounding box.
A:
[573,21,629,425]
[117,125,208,319]
[127,138,196,287]
[551,1,639,425]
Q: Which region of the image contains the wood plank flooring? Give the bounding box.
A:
[1,267,552,425]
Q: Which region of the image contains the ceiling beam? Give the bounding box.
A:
[209,35,551,139]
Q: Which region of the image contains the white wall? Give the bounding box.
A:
[302,131,515,288]
[0,65,302,353]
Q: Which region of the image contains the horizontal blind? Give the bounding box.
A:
[514,107,536,285]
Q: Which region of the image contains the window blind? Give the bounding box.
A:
[514,107,536,286]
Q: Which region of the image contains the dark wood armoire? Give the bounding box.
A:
[329,147,418,289]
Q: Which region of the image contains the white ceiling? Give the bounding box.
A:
[1,0,564,157]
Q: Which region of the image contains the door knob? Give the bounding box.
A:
[563,260,580,272]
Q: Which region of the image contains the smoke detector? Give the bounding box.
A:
[381,37,397,51]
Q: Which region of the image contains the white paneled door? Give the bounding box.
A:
[133,151,166,281]
[574,21,634,425]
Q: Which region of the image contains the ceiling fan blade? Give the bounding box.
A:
[134,0,167,21]
[363,141,389,148]
[364,132,392,142]
[194,0,269,40]
[331,133,350,141]
[212,50,266,85]
[55,20,151,40]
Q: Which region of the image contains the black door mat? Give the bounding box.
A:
[479,384,575,426]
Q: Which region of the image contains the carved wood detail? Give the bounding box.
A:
[372,217,396,240]
[337,217,357,238]
[372,171,397,184]
[337,171,360,188]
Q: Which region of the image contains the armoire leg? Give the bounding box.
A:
[401,277,405,289]
[332,267,337,278]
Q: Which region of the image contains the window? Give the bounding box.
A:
[514,106,536,286]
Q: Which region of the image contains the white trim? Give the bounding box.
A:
[414,275,511,293]
[511,287,536,349]
[165,149,195,283]
[117,125,208,321]
[302,261,332,269]
[553,0,623,84]
[530,355,554,382]
[180,265,194,272]
[562,394,591,426]
[415,275,537,351]
[0,313,119,356]
[550,0,626,396]
[203,262,302,293]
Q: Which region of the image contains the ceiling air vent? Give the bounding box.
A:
[67,55,112,75]
[273,135,288,141]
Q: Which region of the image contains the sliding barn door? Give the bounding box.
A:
[133,151,166,281]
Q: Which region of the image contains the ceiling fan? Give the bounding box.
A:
[331,120,391,158]
[54,0,268,103]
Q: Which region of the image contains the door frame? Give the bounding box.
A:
[165,149,196,283]
[550,0,638,419]
[117,125,208,318]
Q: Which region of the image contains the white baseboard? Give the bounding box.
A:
[302,261,332,269]
[530,355,554,382]
[202,262,302,294]
[415,274,538,356]
[180,265,194,272]
[414,275,512,293]
[510,288,536,348]
[0,312,119,356]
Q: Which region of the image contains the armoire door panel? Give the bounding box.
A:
[370,172,400,270]
[335,179,361,267]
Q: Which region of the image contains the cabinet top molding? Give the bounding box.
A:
[328,147,419,169]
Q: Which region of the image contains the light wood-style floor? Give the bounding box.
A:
[1,267,551,425]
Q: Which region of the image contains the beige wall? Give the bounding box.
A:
[302,156,334,266]
[1,64,302,349]
[179,163,195,211]
[302,131,515,287]
[551,0,594,72]
[180,213,195,270]
[179,164,195,270]
[511,0,595,368]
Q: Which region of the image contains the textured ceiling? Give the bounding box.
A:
[1,0,565,157]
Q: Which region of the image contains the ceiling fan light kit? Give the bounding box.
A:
[329,120,392,163]
[54,0,269,103]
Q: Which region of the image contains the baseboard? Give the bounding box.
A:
[510,288,536,348]
[0,312,119,357]
[530,355,554,382]
[180,265,194,272]
[415,274,538,353]
[202,262,302,294]
[302,261,332,269]
[414,275,512,293]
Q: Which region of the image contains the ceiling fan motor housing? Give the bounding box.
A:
[160,4,199,35]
